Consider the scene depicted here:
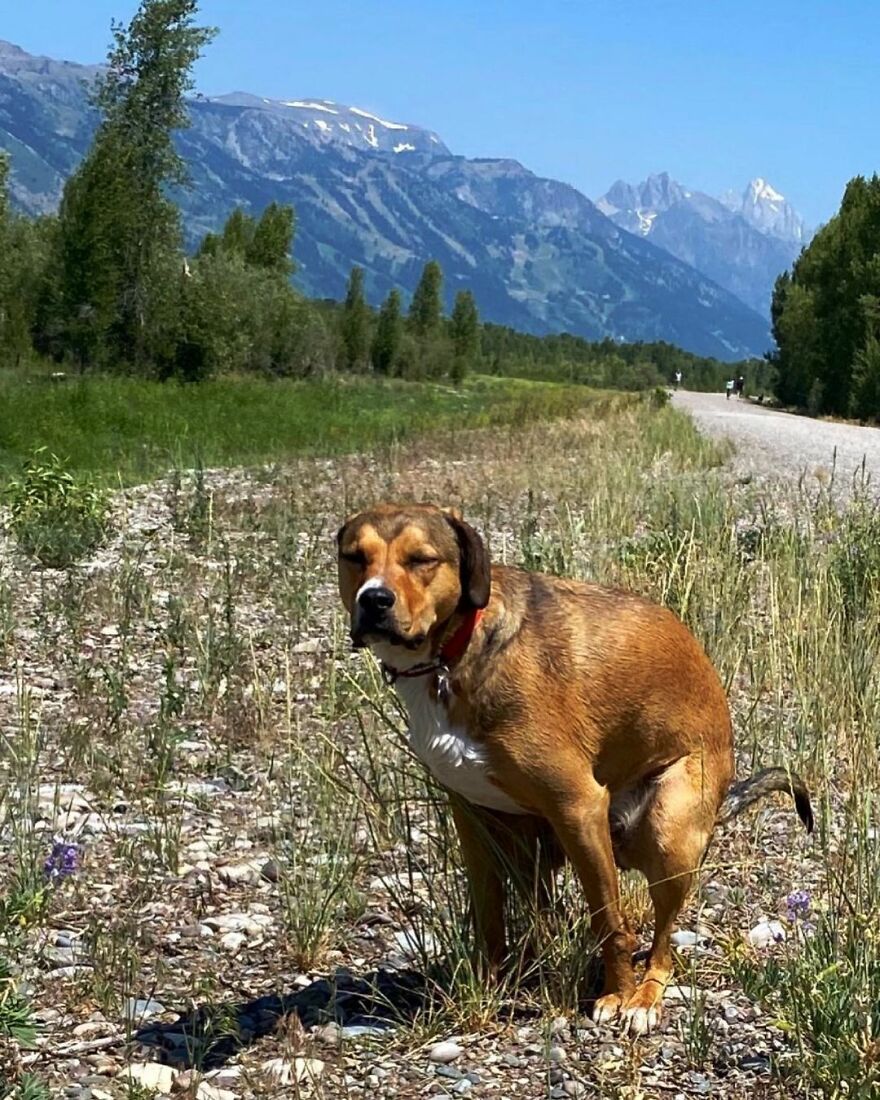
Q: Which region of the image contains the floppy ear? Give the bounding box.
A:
[445,513,491,609]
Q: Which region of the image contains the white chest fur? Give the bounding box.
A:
[395,676,527,814]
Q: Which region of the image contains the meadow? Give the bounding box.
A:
[0,381,877,1099]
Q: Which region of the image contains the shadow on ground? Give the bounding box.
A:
[134,953,611,1070]
[134,966,429,1070]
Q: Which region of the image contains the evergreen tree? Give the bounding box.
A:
[53,0,215,370]
[340,266,370,371]
[771,174,880,414]
[850,296,880,420]
[449,289,479,383]
[408,260,443,338]
[371,288,403,375]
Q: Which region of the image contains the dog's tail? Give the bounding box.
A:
[716,768,814,833]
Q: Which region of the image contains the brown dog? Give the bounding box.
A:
[337,503,812,1034]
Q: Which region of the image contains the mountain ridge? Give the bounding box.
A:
[597,172,808,316]
[0,38,771,360]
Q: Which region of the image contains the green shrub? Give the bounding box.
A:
[5,449,110,567]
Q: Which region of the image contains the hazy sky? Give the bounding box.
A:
[5,0,879,227]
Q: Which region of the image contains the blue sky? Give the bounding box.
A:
[5,0,879,226]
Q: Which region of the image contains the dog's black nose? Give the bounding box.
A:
[358,585,396,614]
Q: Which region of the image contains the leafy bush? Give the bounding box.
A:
[5,449,110,567]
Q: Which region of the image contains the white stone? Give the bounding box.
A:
[118,1063,177,1091]
[748,920,786,948]
[219,931,247,953]
[429,1041,463,1064]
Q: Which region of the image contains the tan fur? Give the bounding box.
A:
[337,503,809,1033]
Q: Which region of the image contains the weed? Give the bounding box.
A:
[4,449,109,568]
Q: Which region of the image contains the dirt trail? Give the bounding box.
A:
[673,390,880,496]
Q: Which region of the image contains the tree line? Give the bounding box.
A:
[0,0,747,392]
[770,174,880,419]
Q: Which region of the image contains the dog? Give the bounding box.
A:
[336,503,813,1035]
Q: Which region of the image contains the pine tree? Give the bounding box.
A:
[408,260,443,338]
[371,288,403,375]
[340,266,370,371]
[449,289,480,383]
[54,0,216,370]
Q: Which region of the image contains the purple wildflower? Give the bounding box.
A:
[786,889,811,922]
[43,841,80,883]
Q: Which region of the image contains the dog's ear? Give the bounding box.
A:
[445,512,491,609]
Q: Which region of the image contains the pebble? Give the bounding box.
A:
[548,1045,566,1063]
[118,1063,177,1092]
[125,997,166,1021]
[429,1041,463,1064]
[748,920,786,948]
[671,929,704,947]
[436,1065,463,1080]
[196,1085,236,1100]
[219,931,247,953]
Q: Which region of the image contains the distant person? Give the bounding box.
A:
[736,375,745,398]
[674,369,682,389]
[726,379,734,400]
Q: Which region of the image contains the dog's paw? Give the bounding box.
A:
[621,1002,661,1036]
[620,983,665,1037]
[591,993,623,1025]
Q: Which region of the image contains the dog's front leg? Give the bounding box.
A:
[450,798,506,981]
[547,783,637,1023]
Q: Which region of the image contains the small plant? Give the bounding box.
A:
[4,449,109,568]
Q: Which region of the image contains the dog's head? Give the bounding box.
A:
[336,503,491,663]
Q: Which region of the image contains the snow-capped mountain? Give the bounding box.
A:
[0,39,771,359]
[597,173,808,316]
[205,93,448,156]
[720,177,808,245]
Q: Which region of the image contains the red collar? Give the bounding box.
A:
[440,606,484,663]
[381,607,484,685]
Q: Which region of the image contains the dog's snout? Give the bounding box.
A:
[358,585,396,614]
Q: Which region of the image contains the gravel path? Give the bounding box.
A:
[673,390,880,496]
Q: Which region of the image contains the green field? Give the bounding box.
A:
[0,372,636,484]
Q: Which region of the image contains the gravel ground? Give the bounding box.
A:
[673,390,880,497]
[0,412,827,1099]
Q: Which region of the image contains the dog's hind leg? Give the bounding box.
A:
[618,753,723,1035]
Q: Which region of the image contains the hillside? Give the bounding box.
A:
[0,39,771,360]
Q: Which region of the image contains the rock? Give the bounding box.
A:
[671,929,705,947]
[665,984,697,1002]
[260,859,280,883]
[722,1003,740,1023]
[429,1041,463,1064]
[125,997,166,1022]
[436,1065,463,1080]
[293,1057,325,1082]
[548,1045,566,1063]
[201,912,272,936]
[502,1053,523,1068]
[118,1063,177,1092]
[219,931,247,953]
[218,860,264,886]
[748,920,786,948]
[196,1085,236,1100]
[452,1081,472,1095]
[340,1024,389,1039]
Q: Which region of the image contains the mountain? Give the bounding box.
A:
[0,39,771,360]
[720,178,808,244]
[597,173,808,316]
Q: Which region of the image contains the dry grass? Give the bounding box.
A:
[0,398,877,1098]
